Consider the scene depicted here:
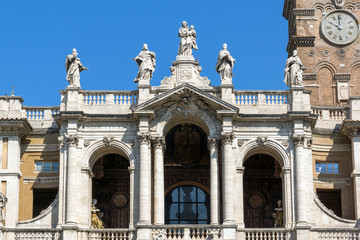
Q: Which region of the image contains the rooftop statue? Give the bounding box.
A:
[215,43,236,81]
[178,21,198,56]
[133,44,156,83]
[65,48,88,88]
[284,50,304,87]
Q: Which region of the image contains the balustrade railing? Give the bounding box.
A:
[240,229,291,240]
[312,106,348,121]
[6,229,61,240]
[152,225,221,240]
[234,91,288,105]
[24,106,60,121]
[312,228,359,240]
[79,229,134,240]
[83,91,137,105]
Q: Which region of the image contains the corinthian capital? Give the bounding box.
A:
[137,133,150,145]
[65,134,79,147]
[293,135,305,147]
[208,137,219,149]
[221,132,234,145]
[152,137,166,150]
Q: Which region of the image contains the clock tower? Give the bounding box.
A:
[283,0,360,106]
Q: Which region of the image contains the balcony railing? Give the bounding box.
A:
[234,91,288,105]
[83,91,137,105]
[24,106,60,121]
[79,228,134,240]
[311,106,348,121]
[239,228,293,240]
[152,225,221,240]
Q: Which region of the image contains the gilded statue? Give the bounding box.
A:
[91,199,104,229]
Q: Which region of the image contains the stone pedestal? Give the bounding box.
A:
[136,225,151,240]
[160,55,210,88]
[62,225,78,240]
[62,87,82,111]
[222,225,237,240]
[289,87,311,112]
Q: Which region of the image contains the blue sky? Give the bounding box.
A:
[0,1,289,106]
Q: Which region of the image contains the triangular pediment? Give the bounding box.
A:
[132,83,238,115]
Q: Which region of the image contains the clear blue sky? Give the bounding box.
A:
[0,1,289,106]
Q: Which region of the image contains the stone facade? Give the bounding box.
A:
[0,1,359,240]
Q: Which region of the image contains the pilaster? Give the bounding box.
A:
[152,137,165,225]
[208,137,220,225]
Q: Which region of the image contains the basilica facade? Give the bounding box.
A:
[0,0,360,239]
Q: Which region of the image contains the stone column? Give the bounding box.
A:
[152,137,165,225]
[138,133,151,225]
[235,167,245,228]
[351,131,360,219]
[293,135,307,224]
[65,134,79,225]
[282,167,293,228]
[208,137,219,225]
[221,133,235,224]
[128,165,135,228]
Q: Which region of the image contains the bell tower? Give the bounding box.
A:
[283,0,360,106]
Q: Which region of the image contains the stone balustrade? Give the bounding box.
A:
[238,229,292,240]
[4,228,61,240]
[83,91,137,105]
[24,106,59,121]
[151,225,221,240]
[234,91,288,105]
[311,228,359,240]
[312,106,348,121]
[79,229,134,240]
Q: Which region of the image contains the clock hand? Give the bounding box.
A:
[329,21,341,29]
[338,15,343,30]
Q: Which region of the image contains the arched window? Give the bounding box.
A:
[165,185,210,224]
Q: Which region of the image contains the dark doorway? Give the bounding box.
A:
[33,188,57,217]
[164,123,211,224]
[92,154,130,228]
[317,189,342,217]
[243,154,283,228]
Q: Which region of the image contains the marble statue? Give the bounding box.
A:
[284,50,304,87]
[65,48,88,88]
[178,21,198,56]
[0,192,7,223]
[134,44,156,83]
[215,43,236,81]
[91,199,104,229]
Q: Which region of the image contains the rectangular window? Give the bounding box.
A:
[315,162,339,174]
[34,161,59,172]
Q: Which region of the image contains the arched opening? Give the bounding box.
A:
[165,185,210,224]
[243,154,283,228]
[92,153,130,228]
[164,123,210,224]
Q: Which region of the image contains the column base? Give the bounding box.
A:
[136,224,152,240]
[295,224,311,240]
[62,224,79,240]
[222,224,237,240]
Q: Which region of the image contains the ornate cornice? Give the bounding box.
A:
[303,73,317,81]
[290,36,316,47]
[334,73,351,82]
[221,132,234,145]
[137,133,150,145]
[293,9,315,16]
[65,134,79,147]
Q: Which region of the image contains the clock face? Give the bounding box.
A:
[321,10,359,45]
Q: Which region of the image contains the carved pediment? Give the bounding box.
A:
[132,84,238,115]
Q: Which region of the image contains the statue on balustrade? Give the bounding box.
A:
[91,199,104,229]
[133,44,156,83]
[65,48,88,88]
[284,50,304,87]
[178,21,198,56]
[0,192,7,224]
[215,43,236,81]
